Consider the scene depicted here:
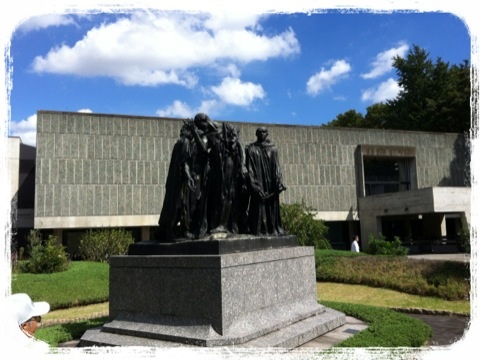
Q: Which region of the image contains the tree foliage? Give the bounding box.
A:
[19,230,70,274]
[323,44,470,133]
[78,228,134,262]
[280,202,331,249]
[324,109,365,128]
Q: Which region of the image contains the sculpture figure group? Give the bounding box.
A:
[158,113,286,241]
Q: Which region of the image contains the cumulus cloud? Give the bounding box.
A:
[306,60,351,96]
[361,43,409,79]
[211,77,265,106]
[9,114,37,146]
[156,99,221,118]
[361,78,402,103]
[30,11,300,88]
[17,14,77,33]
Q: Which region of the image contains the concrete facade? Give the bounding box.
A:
[32,110,470,251]
[8,137,36,249]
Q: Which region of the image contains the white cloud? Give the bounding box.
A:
[156,99,221,118]
[361,43,409,79]
[211,77,265,106]
[9,114,37,146]
[17,14,77,33]
[78,108,93,113]
[30,11,300,88]
[361,78,402,103]
[306,60,351,96]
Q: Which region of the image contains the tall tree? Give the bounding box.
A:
[385,45,470,133]
[324,45,471,134]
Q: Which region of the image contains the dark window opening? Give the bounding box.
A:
[364,157,411,196]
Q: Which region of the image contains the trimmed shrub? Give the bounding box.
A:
[366,233,409,256]
[78,228,134,262]
[315,249,470,301]
[281,202,331,249]
[19,230,69,274]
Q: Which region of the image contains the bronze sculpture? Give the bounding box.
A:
[245,127,286,236]
[158,114,286,241]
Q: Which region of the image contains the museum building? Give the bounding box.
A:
[9,110,471,254]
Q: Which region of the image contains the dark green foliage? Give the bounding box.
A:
[322,301,432,347]
[324,44,470,134]
[322,109,366,128]
[35,317,108,346]
[281,202,331,249]
[365,233,409,256]
[315,250,470,301]
[78,228,134,262]
[388,46,470,133]
[12,261,109,310]
[19,230,69,274]
[459,225,471,254]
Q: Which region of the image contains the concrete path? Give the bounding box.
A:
[407,253,470,263]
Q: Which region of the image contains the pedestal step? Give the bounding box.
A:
[239,307,346,348]
[79,307,346,349]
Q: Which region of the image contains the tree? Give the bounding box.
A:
[324,45,471,134]
[384,45,470,133]
[364,103,390,129]
[19,230,69,274]
[323,109,365,128]
[280,202,331,249]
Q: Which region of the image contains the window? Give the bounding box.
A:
[364,158,411,196]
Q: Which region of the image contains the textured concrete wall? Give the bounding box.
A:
[35,111,468,226]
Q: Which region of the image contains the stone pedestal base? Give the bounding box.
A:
[80,241,345,348]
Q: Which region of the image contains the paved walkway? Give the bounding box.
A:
[405,313,470,346]
[407,253,470,263]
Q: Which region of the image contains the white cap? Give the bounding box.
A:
[7,293,50,326]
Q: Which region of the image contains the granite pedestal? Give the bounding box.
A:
[79,235,346,348]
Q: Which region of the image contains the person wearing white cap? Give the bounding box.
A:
[8,293,50,336]
[6,293,51,352]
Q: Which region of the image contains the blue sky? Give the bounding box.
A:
[6,9,471,146]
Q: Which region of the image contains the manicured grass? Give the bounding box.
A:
[12,261,109,310]
[321,301,432,347]
[35,317,108,346]
[318,282,469,315]
[315,250,470,301]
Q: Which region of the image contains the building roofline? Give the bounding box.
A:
[36,110,466,136]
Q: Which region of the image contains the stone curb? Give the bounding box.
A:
[43,311,109,327]
[391,307,469,317]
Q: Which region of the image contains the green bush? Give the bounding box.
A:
[365,233,409,256]
[78,228,134,262]
[281,202,331,249]
[19,230,69,274]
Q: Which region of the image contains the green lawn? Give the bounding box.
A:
[12,261,109,310]
[318,282,469,314]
